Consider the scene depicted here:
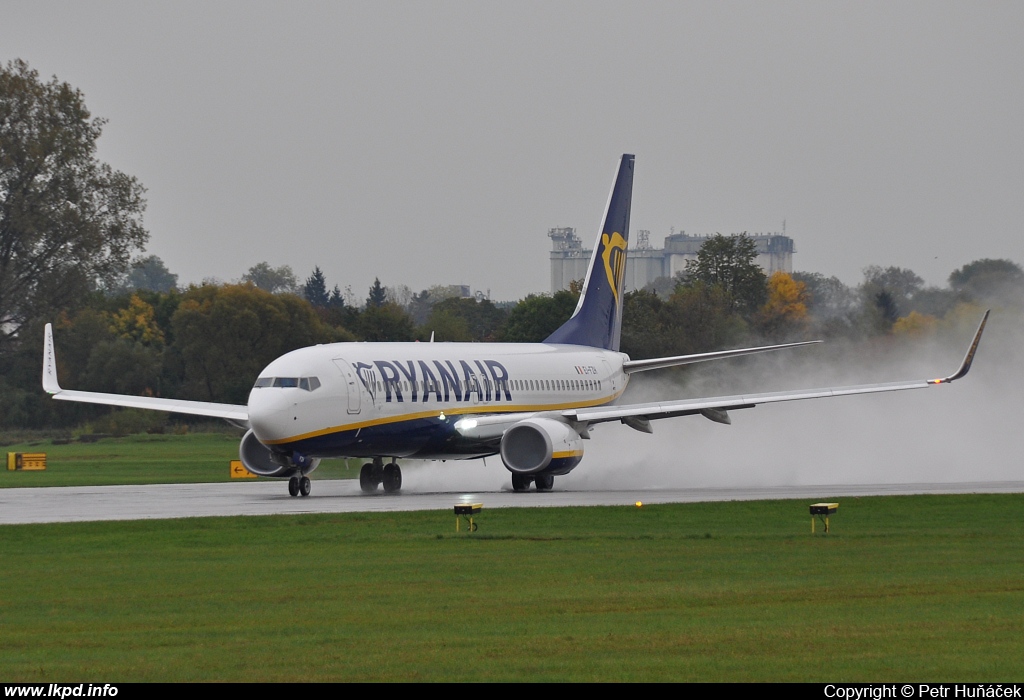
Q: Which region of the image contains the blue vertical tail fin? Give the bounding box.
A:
[544,153,634,351]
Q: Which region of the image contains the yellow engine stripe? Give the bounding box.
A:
[552,450,583,459]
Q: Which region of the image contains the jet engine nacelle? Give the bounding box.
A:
[499,417,583,476]
[239,429,320,478]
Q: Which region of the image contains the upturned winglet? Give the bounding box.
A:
[928,309,990,384]
[42,323,62,394]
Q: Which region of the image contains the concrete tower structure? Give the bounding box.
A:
[549,228,795,294]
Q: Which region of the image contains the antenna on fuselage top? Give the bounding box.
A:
[430,331,435,343]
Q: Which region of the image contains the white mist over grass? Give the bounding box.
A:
[401,457,513,493]
[398,308,1021,492]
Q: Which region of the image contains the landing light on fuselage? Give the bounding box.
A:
[455,418,478,431]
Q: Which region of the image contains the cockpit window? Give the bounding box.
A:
[253,376,321,391]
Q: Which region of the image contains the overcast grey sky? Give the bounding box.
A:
[3,1,1021,300]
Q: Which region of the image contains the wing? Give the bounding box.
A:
[43,323,249,425]
[566,310,990,430]
[451,311,989,442]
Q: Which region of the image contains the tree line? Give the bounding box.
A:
[3,237,1018,431]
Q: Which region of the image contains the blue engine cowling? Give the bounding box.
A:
[499,417,583,476]
[239,429,320,478]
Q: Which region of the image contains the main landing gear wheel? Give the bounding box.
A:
[299,476,311,497]
[359,463,377,493]
[288,476,299,497]
[511,473,532,492]
[382,463,402,493]
[534,474,554,492]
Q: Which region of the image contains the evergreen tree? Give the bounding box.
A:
[367,277,387,308]
[873,289,900,333]
[304,266,329,307]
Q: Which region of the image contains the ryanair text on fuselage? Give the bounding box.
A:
[353,359,603,403]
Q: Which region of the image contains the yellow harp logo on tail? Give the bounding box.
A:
[601,232,628,307]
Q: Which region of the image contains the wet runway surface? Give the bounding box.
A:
[2,479,1023,524]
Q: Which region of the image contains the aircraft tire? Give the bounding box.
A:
[511,473,532,492]
[359,463,377,493]
[299,476,311,497]
[534,474,554,492]
[382,464,402,493]
[288,476,300,497]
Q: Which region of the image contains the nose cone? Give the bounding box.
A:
[247,387,297,442]
[248,346,327,443]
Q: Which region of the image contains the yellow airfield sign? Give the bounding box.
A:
[7,452,46,471]
[230,460,257,479]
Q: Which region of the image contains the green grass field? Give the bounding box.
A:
[1,494,1022,681]
[1,433,358,486]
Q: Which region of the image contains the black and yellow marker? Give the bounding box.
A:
[454,503,482,532]
[810,502,838,534]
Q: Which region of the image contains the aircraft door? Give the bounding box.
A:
[601,359,619,394]
[332,359,362,414]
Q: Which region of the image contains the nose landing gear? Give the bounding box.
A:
[288,475,312,497]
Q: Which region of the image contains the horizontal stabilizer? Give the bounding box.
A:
[622,340,822,374]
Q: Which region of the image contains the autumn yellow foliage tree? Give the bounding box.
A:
[109,294,164,347]
[892,310,938,337]
[756,272,809,340]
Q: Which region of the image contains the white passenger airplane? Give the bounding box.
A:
[42,154,988,497]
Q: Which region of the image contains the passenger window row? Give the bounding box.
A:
[509,379,602,392]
